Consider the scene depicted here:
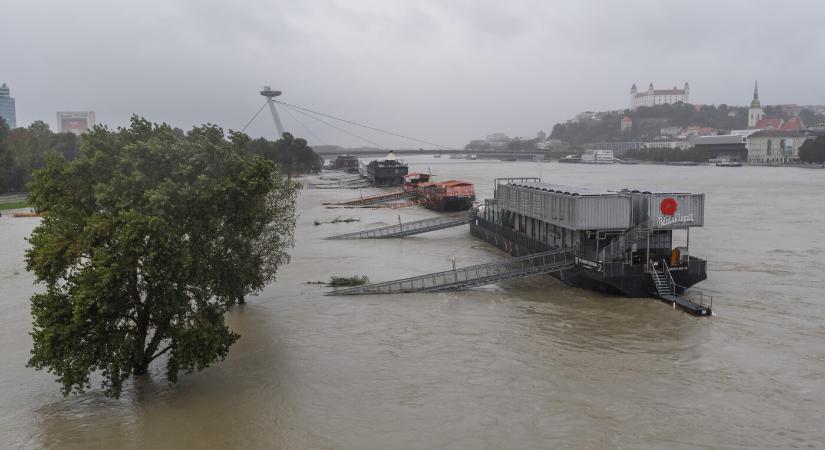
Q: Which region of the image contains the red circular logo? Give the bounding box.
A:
[660,198,678,216]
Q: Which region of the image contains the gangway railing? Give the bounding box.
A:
[327,190,417,206]
[676,284,713,309]
[328,248,574,295]
[326,214,473,240]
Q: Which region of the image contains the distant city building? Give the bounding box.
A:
[753,116,806,131]
[593,141,644,154]
[536,130,546,142]
[748,81,764,128]
[0,83,17,129]
[746,83,806,131]
[660,126,681,137]
[746,130,812,163]
[575,111,599,122]
[485,133,510,148]
[641,140,689,150]
[683,126,717,137]
[690,134,749,161]
[620,116,633,131]
[630,82,689,109]
[57,111,96,135]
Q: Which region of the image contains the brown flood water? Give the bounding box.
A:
[1,157,824,449]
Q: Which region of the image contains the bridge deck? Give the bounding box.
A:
[328,190,417,206]
[326,214,473,239]
[328,248,574,295]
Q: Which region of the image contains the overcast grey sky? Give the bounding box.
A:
[2,0,825,148]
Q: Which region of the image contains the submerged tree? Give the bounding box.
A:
[25,116,299,397]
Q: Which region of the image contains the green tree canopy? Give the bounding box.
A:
[26,116,299,397]
[245,132,323,178]
[0,120,81,193]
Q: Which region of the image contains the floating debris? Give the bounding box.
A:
[314,216,361,226]
[328,275,370,287]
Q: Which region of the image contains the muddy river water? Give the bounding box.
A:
[1,157,824,449]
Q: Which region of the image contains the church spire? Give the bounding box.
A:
[750,81,761,108]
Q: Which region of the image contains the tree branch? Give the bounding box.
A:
[148,345,172,363]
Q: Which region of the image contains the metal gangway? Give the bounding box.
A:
[328,248,575,295]
[326,214,474,240]
[328,190,418,206]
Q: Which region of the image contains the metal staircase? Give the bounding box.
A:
[649,259,712,316]
[326,214,473,240]
[603,220,651,261]
[327,248,575,295]
[649,259,675,296]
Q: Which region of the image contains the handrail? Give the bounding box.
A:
[326,213,472,240]
[662,259,677,294]
[604,219,652,261]
[676,283,713,308]
[330,248,574,295]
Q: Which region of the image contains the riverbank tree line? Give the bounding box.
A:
[0,116,323,194]
[25,116,303,397]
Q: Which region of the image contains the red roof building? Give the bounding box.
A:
[780,116,805,131]
[754,117,784,130]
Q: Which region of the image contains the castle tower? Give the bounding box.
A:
[684,82,690,102]
[630,84,638,109]
[748,81,763,128]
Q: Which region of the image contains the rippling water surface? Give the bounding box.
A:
[1,158,824,449]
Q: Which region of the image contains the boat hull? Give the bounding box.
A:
[423,196,475,212]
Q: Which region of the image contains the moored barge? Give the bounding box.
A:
[403,173,476,212]
[361,151,409,186]
[471,178,711,314]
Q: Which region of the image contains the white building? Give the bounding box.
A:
[746,130,811,163]
[57,111,96,135]
[630,82,690,110]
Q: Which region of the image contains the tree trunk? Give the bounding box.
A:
[237,295,245,304]
[133,335,149,375]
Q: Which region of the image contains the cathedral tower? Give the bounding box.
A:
[748,81,764,128]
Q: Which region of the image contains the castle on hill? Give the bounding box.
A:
[630,82,689,110]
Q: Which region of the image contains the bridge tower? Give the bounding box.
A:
[260,86,285,137]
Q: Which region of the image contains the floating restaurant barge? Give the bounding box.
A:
[327,176,712,315]
[360,151,408,186]
[471,178,711,314]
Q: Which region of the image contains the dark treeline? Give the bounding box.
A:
[245,132,323,178]
[0,119,81,193]
[799,136,825,164]
[0,117,322,193]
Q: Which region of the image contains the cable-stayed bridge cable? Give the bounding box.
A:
[241,101,268,133]
[274,100,452,150]
[280,103,324,145]
[279,103,386,149]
